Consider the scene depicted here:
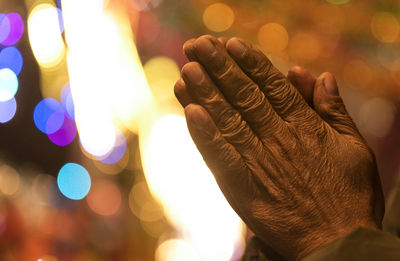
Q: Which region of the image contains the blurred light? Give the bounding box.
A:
[289,32,321,63]
[359,98,395,138]
[60,84,75,120]
[33,98,65,134]
[28,3,65,68]
[343,59,372,89]
[391,58,400,85]
[155,239,199,261]
[370,12,399,43]
[129,0,163,11]
[0,97,17,123]
[38,256,58,261]
[137,12,160,45]
[326,0,350,4]
[0,14,11,43]
[32,174,56,205]
[129,181,164,222]
[1,13,24,46]
[86,179,121,216]
[48,116,77,146]
[0,47,23,75]
[203,3,234,32]
[257,23,289,54]
[0,213,5,236]
[0,68,18,101]
[96,130,127,164]
[376,44,400,69]
[140,114,244,261]
[144,57,180,104]
[0,164,20,196]
[57,163,91,200]
[92,147,130,175]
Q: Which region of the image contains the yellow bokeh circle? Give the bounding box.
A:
[257,23,289,53]
[203,3,235,32]
[370,12,400,43]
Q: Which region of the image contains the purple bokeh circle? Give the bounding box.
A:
[48,116,77,146]
[0,14,10,43]
[2,13,24,46]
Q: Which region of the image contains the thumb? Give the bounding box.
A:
[313,72,360,137]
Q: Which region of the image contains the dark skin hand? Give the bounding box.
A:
[174,35,385,260]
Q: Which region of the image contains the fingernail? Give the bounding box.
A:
[184,64,204,83]
[228,39,247,58]
[196,38,216,55]
[322,74,339,96]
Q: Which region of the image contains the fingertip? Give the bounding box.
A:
[184,104,210,128]
[218,36,229,46]
[181,62,204,84]
[174,78,193,107]
[317,72,339,96]
[183,38,197,60]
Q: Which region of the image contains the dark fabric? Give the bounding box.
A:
[242,173,400,260]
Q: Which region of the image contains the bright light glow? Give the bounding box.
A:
[203,3,235,32]
[0,68,18,101]
[0,47,24,76]
[0,97,17,123]
[1,13,24,46]
[144,57,180,104]
[0,164,20,196]
[96,130,127,164]
[33,98,64,134]
[155,239,200,261]
[28,4,65,68]
[140,114,244,261]
[62,0,153,156]
[57,163,91,200]
[86,179,121,216]
[60,84,75,120]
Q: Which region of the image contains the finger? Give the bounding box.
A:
[181,62,264,154]
[226,37,315,123]
[183,38,196,61]
[313,72,361,137]
[190,35,285,138]
[218,36,229,46]
[287,66,316,108]
[184,104,248,187]
[174,78,194,107]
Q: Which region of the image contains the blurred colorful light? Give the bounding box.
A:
[370,12,400,43]
[57,163,91,200]
[129,0,163,11]
[155,239,199,261]
[60,84,75,120]
[0,97,17,123]
[34,98,65,134]
[1,13,24,46]
[0,68,18,101]
[28,4,65,68]
[326,0,350,4]
[0,46,23,75]
[0,14,10,43]
[48,116,77,146]
[96,130,127,164]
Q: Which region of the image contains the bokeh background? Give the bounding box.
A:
[0,0,400,260]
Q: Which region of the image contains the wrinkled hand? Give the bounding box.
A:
[174,35,385,260]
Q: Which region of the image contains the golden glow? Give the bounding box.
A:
[144,57,180,105]
[289,32,321,63]
[28,3,65,68]
[61,0,153,157]
[129,181,164,222]
[343,59,372,89]
[371,12,400,43]
[140,113,244,261]
[155,239,199,261]
[203,3,235,32]
[258,23,289,53]
[0,164,20,196]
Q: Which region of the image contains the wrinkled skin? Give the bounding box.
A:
[174,35,385,260]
